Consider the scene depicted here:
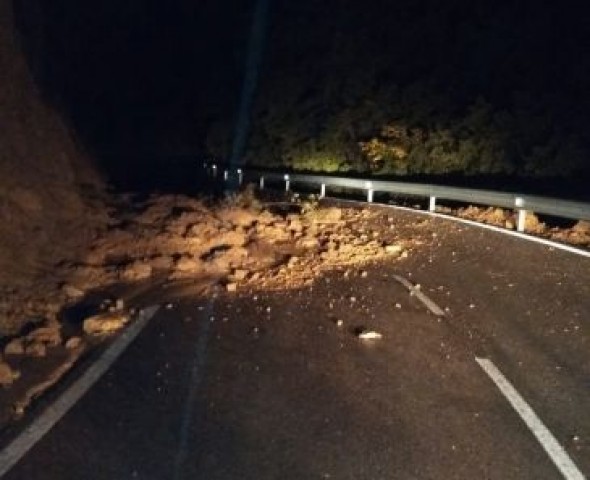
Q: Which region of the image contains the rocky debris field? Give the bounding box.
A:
[3,188,588,427]
[74,189,412,293]
[0,187,425,425]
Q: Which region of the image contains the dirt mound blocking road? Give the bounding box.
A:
[1,190,427,424]
[70,189,414,294]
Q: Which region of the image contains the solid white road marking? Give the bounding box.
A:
[0,305,160,478]
[475,357,586,480]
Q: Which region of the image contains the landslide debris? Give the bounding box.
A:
[68,188,412,294]
[446,205,590,247]
[0,188,419,424]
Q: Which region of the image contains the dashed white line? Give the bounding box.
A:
[391,274,446,316]
[476,357,586,480]
[0,305,160,478]
[173,301,213,479]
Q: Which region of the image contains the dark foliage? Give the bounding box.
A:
[208,1,590,179]
[13,0,590,183]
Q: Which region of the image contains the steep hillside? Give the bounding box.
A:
[0,0,106,334]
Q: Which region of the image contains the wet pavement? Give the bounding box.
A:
[1,205,589,479]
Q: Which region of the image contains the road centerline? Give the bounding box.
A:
[173,300,214,479]
[475,357,586,480]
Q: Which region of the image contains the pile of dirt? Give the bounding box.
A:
[452,206,590,246]
[64,188,412,295]
[550,220,590,246]
[0,189,422,423]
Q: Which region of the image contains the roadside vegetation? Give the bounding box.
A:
[206,1,589,181]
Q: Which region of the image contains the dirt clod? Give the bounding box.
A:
[83,312,129,336]
[0,362,19,386]
[4,338,25,356]
[25,342,47,357]
[65,336,83,350]
[27,325,62,347]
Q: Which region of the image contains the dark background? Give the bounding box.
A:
[12,0,590,195]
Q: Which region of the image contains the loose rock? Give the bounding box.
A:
[174,256,202,274]
[0,361,19,386]
[65,336,83,350]
[384,244,403,255]
[62,284,85,299]
[357,330,383,340]
[27,324,62,347]
[4,338,25,356]
[83,312,129,336]
[573,220,590,234]
[25,342,47,357]
[120,261,153,281]
[232,269,249,280]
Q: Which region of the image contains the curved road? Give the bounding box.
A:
[1,204,589,479]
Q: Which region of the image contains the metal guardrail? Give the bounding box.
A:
[203,163,590,232]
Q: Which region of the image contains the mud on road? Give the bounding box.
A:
[0,190,432,427]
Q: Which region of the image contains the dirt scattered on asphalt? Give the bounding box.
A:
[62,187,418,295]
[0,187,427,425]
[2,188,589,427]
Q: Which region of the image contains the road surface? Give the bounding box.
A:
[1,205,589,479]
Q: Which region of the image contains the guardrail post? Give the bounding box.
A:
[320,183,326,198]
[515,197,527,232]
[517,209,527,232]
[365,181,374,203]
[284,174,290,192]
[429,196,436,212]
[259,176,265,189]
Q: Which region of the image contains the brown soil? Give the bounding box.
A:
[0,187,434,425]
[449,205,590,247]
[3,188,588,426]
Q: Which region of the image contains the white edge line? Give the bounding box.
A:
[475,357,586,480]
[329,197,590,259]
[0,305,160,478]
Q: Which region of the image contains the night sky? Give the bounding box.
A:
[13,0,590,191]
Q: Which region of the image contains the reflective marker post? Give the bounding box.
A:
[429,196,437,212]
[365,181,374,203]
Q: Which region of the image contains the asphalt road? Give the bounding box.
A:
[1,206,589,479]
